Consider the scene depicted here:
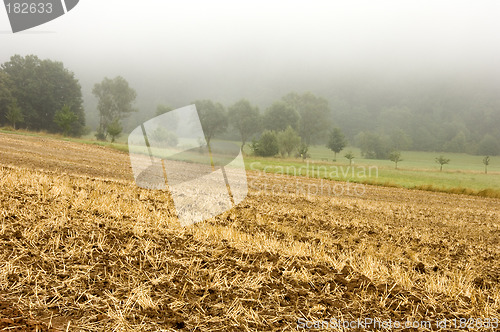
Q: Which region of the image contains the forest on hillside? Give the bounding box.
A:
[1,54,499,157]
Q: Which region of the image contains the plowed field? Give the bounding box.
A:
[0,132,499,331]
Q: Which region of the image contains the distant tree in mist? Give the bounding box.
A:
[93,76,137,140]
[483,155,490,174]
[282,92,330,145]
[263,101,299,132]
[150,126,178,147]
[277,126,301,157]
[155,104,179,132]
[389,151,402,169]
[228,99,261,150]
[326,127,347,160]
[355,131,390,159]
[435,155,450,172]
[344,151,355,165]
[192,99,227,147]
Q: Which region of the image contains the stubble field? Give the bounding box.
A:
[0,132,499,331]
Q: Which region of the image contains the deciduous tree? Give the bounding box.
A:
[435,155,450,172]
[1,55,85,135]
[93,76,137,140]
[327,127,347,161]
[283,92,330,145]
[5,101,23,129]
[0,71,15,125]
[355,131,390,159]
[251,130,279,157]
[389,151,402,169]
[483,156,490,174]
[263,101,299,132]
[277,126,301,157]
[106,119,123,143]
[344,151,355,165]
[228,99,260,150]
[54,105,77,136]
[192,99,227,147]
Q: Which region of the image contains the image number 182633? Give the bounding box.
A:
[5,2,53,14]
[3,0,79,33]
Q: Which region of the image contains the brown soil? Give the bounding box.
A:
[0,132,499,331]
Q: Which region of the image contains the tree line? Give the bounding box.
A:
[0,54,139,141]
[1,54,499,159]
[329,78,500,156]
[187,93,331,159]
[0,55,85,136]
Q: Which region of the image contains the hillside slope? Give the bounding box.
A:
[0,132,499,331]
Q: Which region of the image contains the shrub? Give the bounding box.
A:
[251,130,279,157]
[150,126,178,147]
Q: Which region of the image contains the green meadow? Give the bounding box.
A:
[2,128,499,197]
[244,145,500,197]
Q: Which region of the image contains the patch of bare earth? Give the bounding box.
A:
[0,132,499,331]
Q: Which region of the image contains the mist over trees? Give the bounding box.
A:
[282,92,331,145]
[1,53,499,158]
[0,55,85,136]
[330,78,500,156]
[263,102,299,132]
[188,78,500,158]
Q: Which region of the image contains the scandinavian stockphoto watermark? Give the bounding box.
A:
[297,317,499,330]
[128,105,248,227]
[248,161,378,198]
[3,0,79,33]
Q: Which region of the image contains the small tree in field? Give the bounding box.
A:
[483,156,490,174]
[389,151,402,169]
[107,119,122,143]
[435,155,450,172]
[150,126,178,147]
[344,151,355,165]
[326,127,347,161]
[5,102,23,129]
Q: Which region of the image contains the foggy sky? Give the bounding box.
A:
[1,0,500,121]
